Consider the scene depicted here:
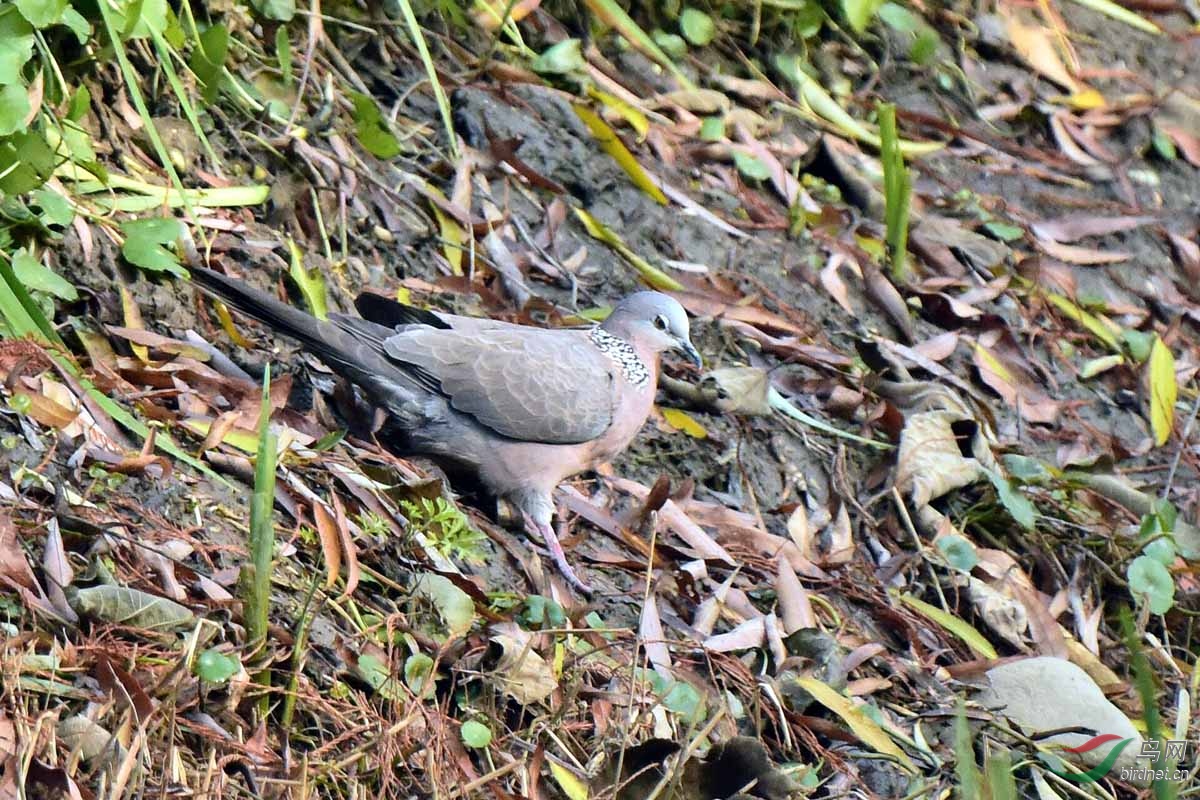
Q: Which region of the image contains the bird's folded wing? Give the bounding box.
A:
[381,328,616,444]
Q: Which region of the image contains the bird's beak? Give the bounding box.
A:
[675,339,703,369]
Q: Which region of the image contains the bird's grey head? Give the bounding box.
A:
[601,291,702,368]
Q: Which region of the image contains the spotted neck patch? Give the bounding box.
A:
[590,327,650,388]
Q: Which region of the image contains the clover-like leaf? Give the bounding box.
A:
[120,217,185,276]
[1128,555,1175,615]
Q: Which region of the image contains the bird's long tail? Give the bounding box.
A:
[187,266,400,389]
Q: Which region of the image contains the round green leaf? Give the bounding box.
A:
[679,8,716,46]
[651,30,688,60]
[403,653,435,697]
[699,116,725,141]
[531,39,585,75]
[1127,555,1175,615]
[194,648,240,683]
[732,150,770,181]
[935,534,978,573]
[0,14,35,86]
[460,720,492,749]
[1142,537,1177,566]
[16,0,67,28]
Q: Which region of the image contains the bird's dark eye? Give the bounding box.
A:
[654,315,668,331]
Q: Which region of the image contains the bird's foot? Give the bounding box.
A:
[524,514,592,594]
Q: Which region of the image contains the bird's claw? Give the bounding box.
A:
[525,515,592,594]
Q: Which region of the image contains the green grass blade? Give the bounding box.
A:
[394,0,459,160]
[245,364,278,716]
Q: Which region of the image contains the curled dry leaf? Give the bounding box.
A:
[58,716,124,766]
[703,615,766,652]
[775,557,815,635]
[699,366,772,415]
[972,331,1062,425]
[639,594,673,678]
[489,623,557,704]
[0,511,36,592]
[71,585,195,632]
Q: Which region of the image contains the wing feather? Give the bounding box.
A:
[381,328,615,444]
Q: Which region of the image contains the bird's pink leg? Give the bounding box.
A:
[524,513,592,593]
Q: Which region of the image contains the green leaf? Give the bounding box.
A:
[357,652,403,700]
[661,679,705,722]
[910,29,938,64]
[112,0,167,38]
[936,534,978,573]
[460,720,492,749]
[0,11,35,85]
[276,25,292,85]
[1000,454,1051,484]
[120,217,185,276]
[1148,335,1177,446]
[986,470,1036,530]
[12,249,77,301]
[189,23,228,104]
[841,0,882,33]
[194,648,240,682]
[0,83,31,135]
[349,92,401,160]
[411,573,475,638]
[732,150,770,181]
[65,84,90,122]
[984,221,1022,244]
[251,0,295,22]
[651,30,688,60]
[59,7,89,41]
[1127,555,1175,614]
[1152,128,1177,161]
[15,0,66,28]
[699,115,724,141]
[1121,328,1154,362]
[531,38,585,74]
[877,2,918,31]
[1142,537,1176,566]
[679,7,715,45]
[0,130,54,194]
[286,239,327,319]
[30,188,73,227]
[403,652,435,697]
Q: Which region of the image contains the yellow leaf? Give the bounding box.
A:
[549,761,589,800]
[897,593,998,659]
[587,86,649,140]
[661,407,708,439]
[1043,292,1121,351]
[1149,335,1177,446]
[214,300,253,348]
[1066,88,1106,110]
[120,287,149,362]
[423,183,465,276]
[572,208,683,291]
[795,677,916,772]
[572,104,667,205]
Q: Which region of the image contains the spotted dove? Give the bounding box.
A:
[188,267,702,592]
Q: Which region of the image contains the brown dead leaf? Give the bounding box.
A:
[671,291,805,336]
[1036,239,1130,265]
[972,331,1062,424]
[0,512,35,592]
[1031,214,1155,243]
[999,6,1082,92]
[639,594,673,677]
[312,500,341,591]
